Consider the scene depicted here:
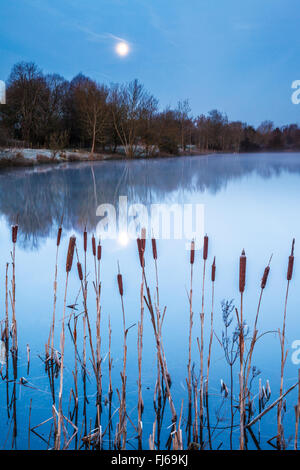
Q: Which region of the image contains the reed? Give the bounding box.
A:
[27,344,30,375]
[11,224,18,355]
[205,256,216,449]
[206,256,216,389]
[152,236,159,306]
[75,252,97,381]
[72,312,79,449]
[199,234,208,445]
[294,369,300,450]
[28,399,32,450]
[95,239,102,433]
[151,235,164,448]
[277,239,295,449]
[187,239,195,444]
[137,230,145,448]
[92,234,98,287]
[108,316,113,449]
[238,249,246,450]
[192,375,199,445]
[83,226,87,288]
[116,264,128,449]
[48,225,62,362]
[245,256,272,408]
[55,235,76,450]
[143,272,180,448]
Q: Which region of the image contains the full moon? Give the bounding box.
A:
[115,41,129,57]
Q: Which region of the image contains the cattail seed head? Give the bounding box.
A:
[92,235,96,257]
[97,242,102,261]
[56,226,62,247]
[287,239,295,281]
[137,238,144,267]
[287,256,294,281]
[211,257,216,282]
[141,227,146,251]
[152,238,157,260]
[66,236,76,272]
[83,228,87,252]
[239,249,246,293]
[190,240,195,265]
[117,273,123,296]
[261,266,270,289]
[12,225,18,244]
[203,235,208,260]
[77,262,83,281]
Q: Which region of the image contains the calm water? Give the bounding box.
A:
[1,152,300,450]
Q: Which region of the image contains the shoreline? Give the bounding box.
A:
[0,147,299,170]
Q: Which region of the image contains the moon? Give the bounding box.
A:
[115,41,129,57]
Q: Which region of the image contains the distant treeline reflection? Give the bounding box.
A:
[0,153,299,248]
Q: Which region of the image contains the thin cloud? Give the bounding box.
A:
[74,24,127,44]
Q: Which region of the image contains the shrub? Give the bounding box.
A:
[36,153,50,164]
[158,136,179,155]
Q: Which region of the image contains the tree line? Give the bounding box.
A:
[0,61,300,157]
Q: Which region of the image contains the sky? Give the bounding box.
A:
[0,0,300,126]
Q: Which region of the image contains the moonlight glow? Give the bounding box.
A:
[115,41,129,57]
[118,231,129,246]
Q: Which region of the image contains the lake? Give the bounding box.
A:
[0,152,300,450]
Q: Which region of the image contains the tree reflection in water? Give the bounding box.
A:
[0,152,299,249]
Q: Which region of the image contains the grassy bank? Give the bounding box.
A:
[0,147,222,169]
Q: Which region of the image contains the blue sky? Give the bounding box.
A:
[0,0,299,126]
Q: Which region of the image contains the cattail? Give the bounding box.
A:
[92,235,96,257]
[137,238,144,267]
[56,226,62,247]
[117,273,123,296]
[239,249,246,293]
[97,242,102,261]
[190,240,195,265]
[287,239,295,281]
[77,262,83,281]
[84,228,87,252]
[261,266,270,289]
[287,256,294,281]
[211,257,216,282]
[151,238,157,260]
[66,236,76,272]
[12,225,18,244]
[203,235,208,260]
[141,227,146,251]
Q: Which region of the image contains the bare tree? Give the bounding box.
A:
[257,120,274,147]
[228,121,245,152]
[40,74,69,144]
[74,78,109,155]
[176,99,191,152]
[6,62,47,145]
[110,79,158,158]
